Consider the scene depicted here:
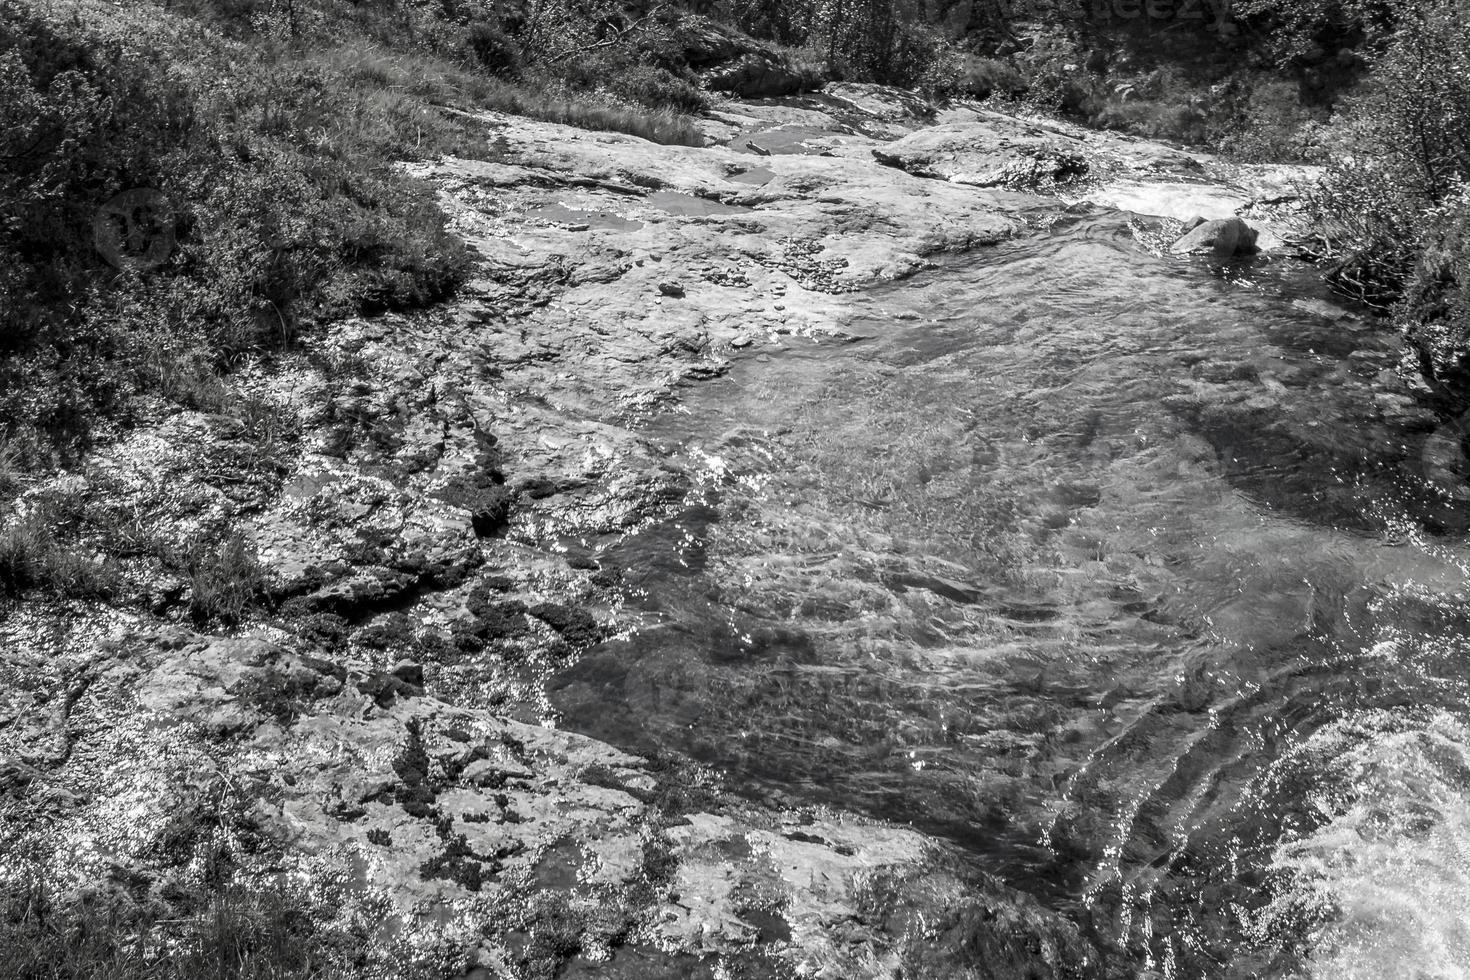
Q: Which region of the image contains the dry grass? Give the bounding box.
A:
[317,44,705,147]
[474,79,706,146]
[181,532,267,626]
[0,508,120,600]
[0,880,342,980]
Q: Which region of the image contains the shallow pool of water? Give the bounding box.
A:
[549,209,1470,977]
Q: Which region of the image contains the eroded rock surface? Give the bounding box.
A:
[872,119,1090,189]
[1,627,1089,976]
[0,84,1325,977]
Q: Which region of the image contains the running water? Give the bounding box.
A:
[547,207,1470,977]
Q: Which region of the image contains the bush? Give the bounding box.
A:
[949,54,1026,100]
[602,59,709,114]
[0,0,476,457]
[1306,0,1470,307]
[1,0,719,469]
[1234,0,1401,60]
[1010,25,1103,117]
[466,16,522,75]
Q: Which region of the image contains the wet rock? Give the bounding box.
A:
[291,612,350,650]
[1169,217,1259,258]
[391,660,425,686]
[873,121,1089,189]
[354,612,420,651]
[432,473,512,537]
[2,85,1300,978]
[0,627,1091,974]
[357,669,424,706]
[527,602,605,649]
[464,586,531,642]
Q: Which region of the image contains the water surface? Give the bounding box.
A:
[550,210,1470,977]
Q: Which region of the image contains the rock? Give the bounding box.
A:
[357,669,423,706]
[1169,217,1259,258]
[4,85,1305,979]
[675,16,754,69]
[391,660,424,686]
[872,121,1088,189]
[0,628,1091,976]
[704,52,815,99]
[431,474,512,537]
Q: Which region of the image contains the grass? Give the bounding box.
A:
[471,77,704,146]
[0,0,711,471]
[0,483,270,623]
[0,880,342,980]
[317,44,704,146]
[179,532,267,627]
[0,440,21,501]
[0,508,121,601]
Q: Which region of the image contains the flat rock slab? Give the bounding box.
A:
[873,121,1089,189]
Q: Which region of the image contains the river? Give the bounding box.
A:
[547,206,1470,977]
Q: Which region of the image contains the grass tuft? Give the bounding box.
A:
[0,879,340,980]
[0,507,120,601]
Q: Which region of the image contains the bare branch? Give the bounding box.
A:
[543,3,668,65]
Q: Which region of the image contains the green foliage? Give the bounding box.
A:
[0,879,342,980]
[1233,0,1400,59]
[1307,0,1470,308]
[0,0,716,469]
[468,77,706,144]
[947,54,1026,100]
[0,0,475,456]
[179,532,268,627]
[0,504,121,600]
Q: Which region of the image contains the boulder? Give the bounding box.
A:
[704,52,815,99]
[674,16,819,98]
[676,17,754,69]
[1169,216,1259,258]
[872,121,1088,190]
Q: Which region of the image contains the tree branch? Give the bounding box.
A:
[544,3,667,65]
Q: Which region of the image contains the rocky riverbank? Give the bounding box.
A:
[0,85,1359,978]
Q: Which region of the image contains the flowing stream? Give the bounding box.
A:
[548,207,1470,977]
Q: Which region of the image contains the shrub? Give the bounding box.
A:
[1010,25,1103,117]
[1306,0,1470,307]
[1234,0,1402,60]
[601,58,709,114]
[0,0,476,456]
[949,54,1026,100]
[466,17,521,75]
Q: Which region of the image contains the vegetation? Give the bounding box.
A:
[1291,0,1470,398]
[182,532,269,626]
[0,0,1466,603]
[0,880,343,980]
[0,503,120,600]
[0,0,471,462]
[0,0,716,470]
